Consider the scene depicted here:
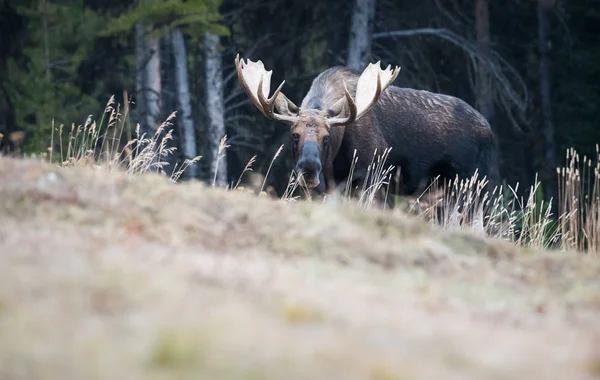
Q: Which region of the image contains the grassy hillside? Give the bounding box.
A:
[1,156,600,380]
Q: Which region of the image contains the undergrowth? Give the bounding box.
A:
[4,96,600,255]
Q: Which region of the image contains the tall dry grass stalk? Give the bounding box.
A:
[281,171,305,203]
[49,97,201,183]
[397,147,600,254]
[261,144,283,194]
[405,171,562,249]
[328,147,394,210]
[234,155,257,190]
[357,148,395,210]
[212,135,230,188]
[557,146,600,252]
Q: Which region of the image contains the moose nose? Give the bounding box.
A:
[297,158,321,174]
[296,141,322,175]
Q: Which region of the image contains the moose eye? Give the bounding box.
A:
[292,133,300,142]
[323,135,330,146]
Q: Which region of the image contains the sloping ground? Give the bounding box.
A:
[0,156,599,380]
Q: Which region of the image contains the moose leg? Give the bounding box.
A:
[319,174,341,205]
[338,165,389,209]
[400,163,429,197]
[399,163,450,222]
[324,174,338,195]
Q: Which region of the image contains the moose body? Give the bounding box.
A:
[235,55,499,204]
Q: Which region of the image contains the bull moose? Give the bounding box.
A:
[234,54,499,207]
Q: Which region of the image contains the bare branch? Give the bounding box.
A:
[225,114,258,125]
[225,99,252,113]
[433,0,471,27]
[224,87,244,106]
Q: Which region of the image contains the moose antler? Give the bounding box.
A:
[235,54,299,124]
[328,61,401,127]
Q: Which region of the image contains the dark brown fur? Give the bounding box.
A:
[278,66,500,202]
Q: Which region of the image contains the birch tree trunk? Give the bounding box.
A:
[204,32,228,188]
[159,34,178,178]
[141,29,162,173]
[171,28,198,179]
[144,35,161,140]
[346,0,376,71]
[134,1,162,174]
[538,0,557,211]
[475,0,494,121]
[135,22,145,124]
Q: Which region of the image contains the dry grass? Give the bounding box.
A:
[402,150,600,256]
[0,90,599,380]
[557,147,600,252]
[18,97,600,255]
[1,156,600,380]
[2,93,600,377]
[46,96,201,182]
[2,90,600,379]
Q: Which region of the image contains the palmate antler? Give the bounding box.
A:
[327,61,401,127]
[234,54,298,124]
[235,54,400,127]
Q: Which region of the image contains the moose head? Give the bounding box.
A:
[234,54,400,190]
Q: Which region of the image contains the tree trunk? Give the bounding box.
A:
[139,29,162,173]
[538,0,557,212]
[171,28,198,180]
[135,21,145,124]
[144,34,161,139]
[39,0,50,81]
[475,0,494,121]
[159,34,179,178]
[134,0,162,174]
[326,0,345,66]
[204,32,228,188]
[346,0,376,71]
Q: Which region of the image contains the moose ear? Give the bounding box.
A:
[325,96,346,118]
[274,92,299,117]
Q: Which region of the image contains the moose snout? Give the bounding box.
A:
[295,141,322,187]
[296,157,322,175]
[296,141,322,173]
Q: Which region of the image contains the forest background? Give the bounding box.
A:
[0,0,598,211]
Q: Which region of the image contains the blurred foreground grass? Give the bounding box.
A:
[1,156,600,380]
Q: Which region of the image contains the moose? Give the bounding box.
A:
[234,54,499,208]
